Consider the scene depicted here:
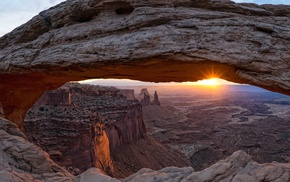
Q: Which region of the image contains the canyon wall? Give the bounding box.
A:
[24,83,188,178]
[0,116,74,181]
[24,83,144,175]
[3,114,290,181]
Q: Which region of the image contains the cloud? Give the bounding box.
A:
[0,0,64,36]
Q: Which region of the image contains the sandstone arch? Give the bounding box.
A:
[1,0,290,127]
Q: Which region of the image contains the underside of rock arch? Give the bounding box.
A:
[0,0,290,127]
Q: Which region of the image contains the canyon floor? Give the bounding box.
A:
[130,85,290,171]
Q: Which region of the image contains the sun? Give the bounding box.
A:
[196,78,219,86]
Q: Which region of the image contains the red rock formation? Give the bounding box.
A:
[139,89,161,106]
[152,91,161,106]
[25,103,114,175]
[0,117,74,181]
[24,83,189,178]
[140,93,151,107]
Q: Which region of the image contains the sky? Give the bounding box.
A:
[0,0,65,36]
[79,78,236,87]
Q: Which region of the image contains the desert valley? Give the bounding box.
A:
[16,80,290,181]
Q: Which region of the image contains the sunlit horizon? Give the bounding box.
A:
[78,78,237,87]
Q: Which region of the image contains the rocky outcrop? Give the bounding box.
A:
[0,117,74,181]
[75,150,290,182]
[3,115,290,182]
[24,83,143,175]
[138,89,151,100]
[139,89,161,106]
[75,168,119,182]
[67,83,147,150]
[111,135,189,178]
[25,102,114,175]
[140,93,151,106]
[24,83,188,178]
[1,0,290,126]
[152,91,161,106]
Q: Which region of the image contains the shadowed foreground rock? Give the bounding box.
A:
[78,150,290,182]
[1,0,290,127]
[3,115,290,182]
[0,117,74,181]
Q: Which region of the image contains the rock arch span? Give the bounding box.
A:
[0,0,290,127]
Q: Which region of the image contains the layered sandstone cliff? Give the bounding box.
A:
[24,83,188,178]
[0,117,74,181]
[3,113,290,182]
[24,83,144,175]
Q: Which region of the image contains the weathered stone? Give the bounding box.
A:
[75,168,120,182]
[1,0,290,126]
[123,150,290,182]
[140,93,151,106]
[0,117,74,182]
[24,83,187,178]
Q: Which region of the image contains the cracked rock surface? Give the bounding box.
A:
[122,150,290,182]
[0,117,74,182]
[75,150,290,182]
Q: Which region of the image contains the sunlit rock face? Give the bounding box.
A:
[24,83,144,175]
[24,83,189,178]
[1,0,290,126]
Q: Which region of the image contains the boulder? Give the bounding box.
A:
[0,117,74,182]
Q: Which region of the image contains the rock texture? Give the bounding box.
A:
[139,88,161,106]
[24,83,143,175]
[0,117,74,182]
[76,150,290,182]
[152,91,161,106]
[3,115,290,182]
[124,150,290,182]
[1,0,290,126]
[24,83,188,178]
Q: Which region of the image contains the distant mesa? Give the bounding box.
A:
[118,89,135,100]
[139,88,161,106]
